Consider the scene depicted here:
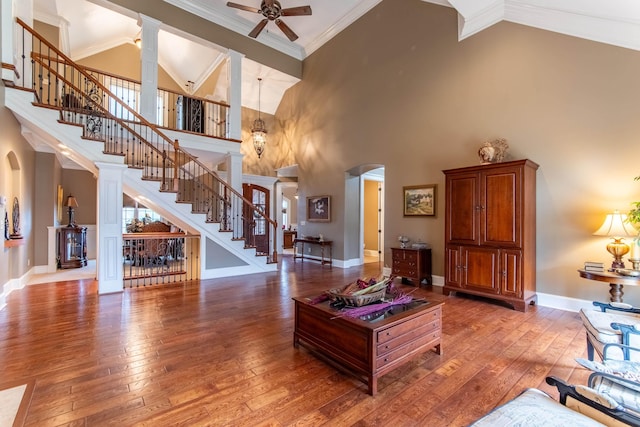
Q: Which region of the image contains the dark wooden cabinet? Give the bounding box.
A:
[391,247,432,286]
[443,159,538,311]
[58,226,87,269]
[283,231,297,249]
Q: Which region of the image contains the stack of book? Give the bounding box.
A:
[584,261,605,272]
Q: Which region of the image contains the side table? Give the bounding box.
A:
[577,269,640,302]
[391,247,432,286]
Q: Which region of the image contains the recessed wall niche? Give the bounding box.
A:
[4,151,23,247]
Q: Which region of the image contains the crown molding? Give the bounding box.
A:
[449,0,504,40]
[303,0,383,57]
[423,0,640,51]
[505,0,640,51]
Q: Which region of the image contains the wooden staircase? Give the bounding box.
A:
[10,18,278,266]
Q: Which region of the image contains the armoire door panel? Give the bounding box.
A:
[462,246,499,294]
[446,173,478,244]
[482,168,521,247]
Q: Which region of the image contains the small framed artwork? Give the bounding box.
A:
[57,185,63,224]
[307,195,331,222]
[403,184,436,217]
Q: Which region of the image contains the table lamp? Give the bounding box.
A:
[65,195,79,226]
[593,210,634,270]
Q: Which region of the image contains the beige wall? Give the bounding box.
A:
[61,169,97,226]
[274,0,640,304]
[33,152,61,266]
[77,43,183,92]
[34,21,59,49]
[240,107,283,176]
[0,86,36,283]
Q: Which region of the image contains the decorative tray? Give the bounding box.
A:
[328,287,386,307]
[614,268,640,277]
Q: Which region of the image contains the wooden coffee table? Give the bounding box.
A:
[293,290,443,395]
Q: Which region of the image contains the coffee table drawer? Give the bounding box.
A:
[377,306,441,344]
[376,318,440,355]
[376,332,441,369]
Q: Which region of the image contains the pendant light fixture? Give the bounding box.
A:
[252,77,267,159]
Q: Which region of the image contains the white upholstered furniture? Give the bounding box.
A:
[579,301,640,361]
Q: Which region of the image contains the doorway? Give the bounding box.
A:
[242,184,270,256]
[362,168,384,264]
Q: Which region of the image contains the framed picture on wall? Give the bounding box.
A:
[307,195,331,222]
[403,184,436,217]
[57,185,63,224]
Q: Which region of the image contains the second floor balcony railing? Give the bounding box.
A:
[76,65,230,139]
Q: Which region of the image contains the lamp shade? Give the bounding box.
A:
[593,210,634,237]
[64,195,79,208]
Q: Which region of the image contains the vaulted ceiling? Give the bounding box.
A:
[33,0,640,114]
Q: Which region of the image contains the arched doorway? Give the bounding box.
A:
[242,183,270,256]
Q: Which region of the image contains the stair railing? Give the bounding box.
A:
[51,62,230,139]
[14,18,277,263]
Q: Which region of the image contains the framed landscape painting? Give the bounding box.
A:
[307,195,331,222]
[403,185,436,217]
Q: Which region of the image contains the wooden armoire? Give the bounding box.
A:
[443,159,539,312]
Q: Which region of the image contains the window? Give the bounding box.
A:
[282,199,289,229]
[109,85,137,121]
[108,84,164,125]
[122,207,163,233]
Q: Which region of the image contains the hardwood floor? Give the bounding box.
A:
[0,256,590,426]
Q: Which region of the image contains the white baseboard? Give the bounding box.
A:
[0,267,33,311]
[389,273,591,313]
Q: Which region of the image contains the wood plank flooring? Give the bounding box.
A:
[0,256,591,426]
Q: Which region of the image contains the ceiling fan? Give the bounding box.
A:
[226,0,312,41]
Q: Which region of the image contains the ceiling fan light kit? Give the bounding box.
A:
[227,0,312,41]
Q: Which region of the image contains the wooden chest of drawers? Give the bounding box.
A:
[391,247,432,286]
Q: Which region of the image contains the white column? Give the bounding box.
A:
[225,151,243,194]
[95,162,126,294]
[0,0,13,82]
[227,50,243,140]
[138,14,161,123]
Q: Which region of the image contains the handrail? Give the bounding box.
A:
[15,18,278,263]
[1,62,20,79]
[72,62,232,139]
[75,62,231,108]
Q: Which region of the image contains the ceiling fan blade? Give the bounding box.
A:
[248,19,269,38]
[226,2,260,13]
[275,19,298,41]
[281,6,312,16]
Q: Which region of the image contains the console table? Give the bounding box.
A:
[578,269,640,303]
[293,290,443,395]
[293,238,332,266]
